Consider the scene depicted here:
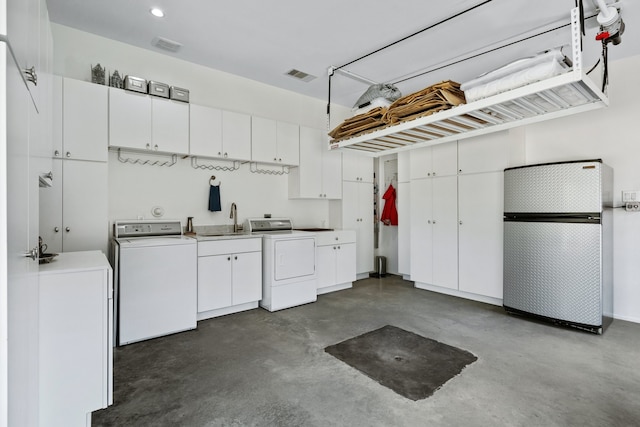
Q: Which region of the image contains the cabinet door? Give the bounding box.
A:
[108,88,151,150]
[251,116,277,163]
[52,75,63,156]
[39,159,63,253]
[222,110,251,160]
[322,149,342,199]
[198,254,232,312]
[397,182,410,275]
[316,245,336,289]
[335,243,357,284]
[152,98,189,154]
[62,161,108,254]
[431,142,458,177]
[432,176,458,290]
[343,152,373,182]
[189,104,223,157]
[232,251,262,305]
[409,146,432,180]
[276,121,299,165]
[398,151,410,183]
[409,179,432,284]
[458,172,504,298]
[39,268,106,426]
[63,78,108,161]
[356,183,374,273]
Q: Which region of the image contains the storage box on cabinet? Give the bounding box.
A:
[108,88,189,154]
[288,126,342,199]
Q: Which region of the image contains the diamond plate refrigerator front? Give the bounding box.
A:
[503,159,613,333]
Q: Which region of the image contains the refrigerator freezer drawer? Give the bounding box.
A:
[503,221,602,326]
[504,161,603,213]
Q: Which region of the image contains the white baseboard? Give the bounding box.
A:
[317,282,352,295]
[197,301,259,321]
[414,282,503,307]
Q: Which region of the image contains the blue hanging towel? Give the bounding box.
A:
[208,185,221,212]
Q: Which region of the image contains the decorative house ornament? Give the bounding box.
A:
[91,64,106,85]
[110,70,123,88]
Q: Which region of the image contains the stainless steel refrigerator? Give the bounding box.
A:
[503,159,613,334]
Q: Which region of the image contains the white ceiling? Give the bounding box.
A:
[46,0,638,107]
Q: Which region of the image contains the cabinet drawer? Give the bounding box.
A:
[198,238,261,256]
[316,230,356,246]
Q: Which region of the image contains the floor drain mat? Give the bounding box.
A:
[325,325,477,400]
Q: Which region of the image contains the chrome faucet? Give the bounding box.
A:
[230,202,239,232]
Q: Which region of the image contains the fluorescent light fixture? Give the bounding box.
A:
[150,8,165,18]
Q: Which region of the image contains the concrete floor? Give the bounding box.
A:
[93,276,640,426]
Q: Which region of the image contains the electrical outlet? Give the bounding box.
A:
[625,202,640,212]
[622,190,640,202]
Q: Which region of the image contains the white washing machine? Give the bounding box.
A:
[245,218,317,311]
[112,220,197,345]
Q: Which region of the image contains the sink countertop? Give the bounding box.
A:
[192,224,258,241]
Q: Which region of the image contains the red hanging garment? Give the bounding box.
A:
[380,184,398,226]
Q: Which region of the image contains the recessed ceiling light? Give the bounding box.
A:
[150,8,165,18]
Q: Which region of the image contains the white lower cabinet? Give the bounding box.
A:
[197,238,262,320]
[409,176,458,290]
[39,251,113,427]
[316,231,356,294]
[342,181,374,275]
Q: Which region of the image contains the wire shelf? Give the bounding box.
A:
[116,148,177,167]
[249,162,290,175]
[190,157,241,171]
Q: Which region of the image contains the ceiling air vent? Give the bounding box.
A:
[285,69,316,83]
[151,36,183,53]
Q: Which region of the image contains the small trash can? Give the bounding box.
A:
[370,255,387,278]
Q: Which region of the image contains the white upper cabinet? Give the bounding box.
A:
[108,89,189,155]
[108,89,151,151]
[60,77,108,162]
[342,151,373,183]
[289,126,341,199]
[222,110,251,161]
[409,141,457,180]
[251,117,300,166]
[189,104,223,158]
[151,98,189,154]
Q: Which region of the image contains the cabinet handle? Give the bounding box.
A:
[66,151,71,158]
[154,144,159,150]
[427,172,431,177]
[335,237,339,241]
[54,150,60,157]
[333,246,336,250]
[338,246,341,249]
[274,157,277,161]
[432,221,436,225]
[234,256,238,260]
[427,220,431,224]
[224,153,228,158]
[54,227,59,232]
[433,172,437,176]
[227,257,231,261]
[278,158,282,162]
[459,169,462,174]
[459,221,463,225]
[218,152,222,156]
[65,227,70,232]
[146,143,151,150]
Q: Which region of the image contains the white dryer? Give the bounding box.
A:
[246,218,317,311]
